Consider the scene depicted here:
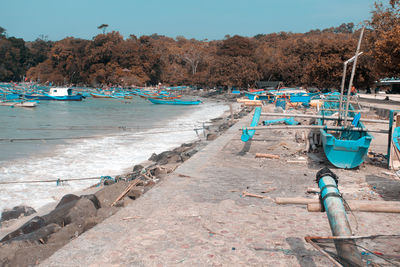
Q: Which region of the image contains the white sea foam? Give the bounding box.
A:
[0,102,229,212]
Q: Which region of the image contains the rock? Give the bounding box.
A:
[207,133,218,141]
[127,188,144,200]
[133,164,144,172]
[164,154,182,165]
[1,216,46,242]
[95,207,120,222]
[1,206,36,222]
[103,179,115,186]
[55,194,80,209]
[81,194,101,209]
[173,143,194,154]
[184,149,198,159]
[42,197,97,226]
[218,122,230,131]
[148,153,159,162]
[149,166,167,177]
[11,223,61,243]
[94,181,129,207]
[47,222,87,245]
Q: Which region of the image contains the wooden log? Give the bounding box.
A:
[242,191,272,200]
[243,102,262,107]
[255,153,280,159]
[275,197,319,204]
[308,201,400,213]
[111,179,141,207]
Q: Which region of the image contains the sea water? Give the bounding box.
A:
[0,97,228,212]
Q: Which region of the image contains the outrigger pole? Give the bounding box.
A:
[260,112,388,124]
[241,125,388,134]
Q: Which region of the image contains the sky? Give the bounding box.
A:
[1,0,378,41]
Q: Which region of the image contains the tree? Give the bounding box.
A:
[369,0,400,77]
[0,26,5,37]
[97,24,109,34]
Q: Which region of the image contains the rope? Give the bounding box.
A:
[0,176,113,185]
[0,128,209,142]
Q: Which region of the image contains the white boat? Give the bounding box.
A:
[0,100,38,107]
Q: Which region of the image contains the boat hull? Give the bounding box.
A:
[24,94,84,101]
[319,93,372,169]
[320,129,372,169]
[90,93,113,98]
[148,98,201,105]
[0,101,38,107]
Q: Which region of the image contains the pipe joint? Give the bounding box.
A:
[316,167,338,185]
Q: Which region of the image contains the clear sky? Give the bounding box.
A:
[1,0,377,41]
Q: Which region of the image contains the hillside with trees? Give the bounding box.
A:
[0,0,399,90]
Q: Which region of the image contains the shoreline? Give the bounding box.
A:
[0,94,252,266]
[0,94,230,212]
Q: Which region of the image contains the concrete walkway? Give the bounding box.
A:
[41,109,400,266]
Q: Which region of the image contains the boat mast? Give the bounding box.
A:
[343,27,365,125]
[337,52,363,125]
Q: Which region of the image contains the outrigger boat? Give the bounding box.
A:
[241,107,261,142]
[24,87,84,101]
[318,94,372,168]
[148,98,201,105]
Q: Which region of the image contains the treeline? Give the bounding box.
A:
[1,0,399,89]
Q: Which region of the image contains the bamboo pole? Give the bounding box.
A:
[241,125,388,134]
[338,52,364,123]
[111,179,141,207]
[305,237,344,267]
[344,27,365,125]
[260,112,388,124]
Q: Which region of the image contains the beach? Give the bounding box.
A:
[0,96,230,212]
[1,95,400,266]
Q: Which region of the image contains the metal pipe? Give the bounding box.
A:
[316,168,363,266]
[241,107,261,142]
[344,27,365,125]
[260,112,388,124]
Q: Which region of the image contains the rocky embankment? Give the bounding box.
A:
[0,104,252,267]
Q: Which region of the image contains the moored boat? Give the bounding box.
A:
[90,92,114,98]
[148,98,201,105]
[318,94,372,168]
[0,99,38,107]
[24,87,84,101]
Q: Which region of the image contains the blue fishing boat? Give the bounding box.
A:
[148,98,201,105]
[241,107,261,142]
[318,94,372,168]
[24,87,84,101]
